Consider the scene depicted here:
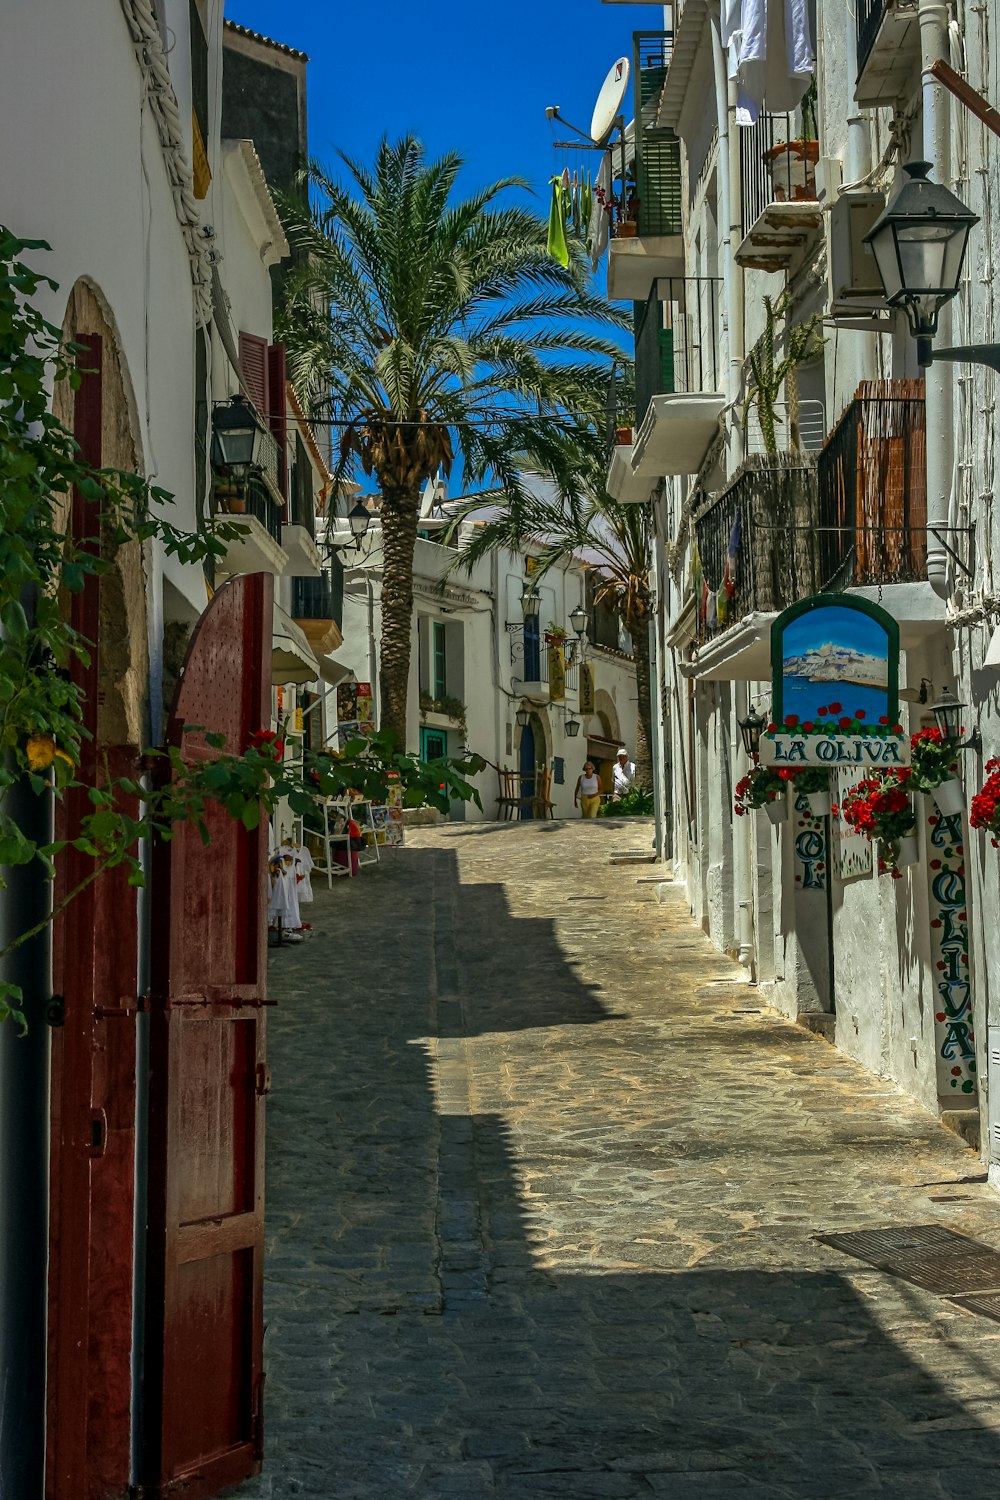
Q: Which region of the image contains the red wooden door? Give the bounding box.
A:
[47,334,142,1500]
[142,573,272,1499]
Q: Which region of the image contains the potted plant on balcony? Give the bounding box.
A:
[544,623,569,647]
[735,760,788,823]
[213,476,246,515]
[419,690,467,734]
[743,292,826,455]
[763,77,819,203]
[909,726,964,816]
[840,768,918,875]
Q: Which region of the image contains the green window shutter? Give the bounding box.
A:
[636,130,682,237]
[658,328,674,395]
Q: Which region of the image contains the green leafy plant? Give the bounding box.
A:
[0,229,483,1030]
[908,727,959,792]
[734,761,786,814]
[418,690,467,730]
[598,783,653,816]
[743,291,826,455]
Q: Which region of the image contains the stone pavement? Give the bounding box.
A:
[229,819,1000,1500]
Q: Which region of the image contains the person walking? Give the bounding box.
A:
[575,760,602,819]
[612,747,635,800]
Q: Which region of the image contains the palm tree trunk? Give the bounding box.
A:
[631,619,654,791]
[378,487,420,749]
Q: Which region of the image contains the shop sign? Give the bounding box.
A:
[759,595,907,769]
[579,662,595,714]
[928,809,976,1101]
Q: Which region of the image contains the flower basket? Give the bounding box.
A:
[931,778,965,817]
[894,834,919,867]
[805,790,831,818]
[765,795,788,824]
[970,758,1000,847]
[841,769,918,877]
[734,761,786,818]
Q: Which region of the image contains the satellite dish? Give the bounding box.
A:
[590,57,630,144]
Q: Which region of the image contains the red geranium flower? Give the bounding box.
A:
[855,710,866,720]
[828,701,842,713]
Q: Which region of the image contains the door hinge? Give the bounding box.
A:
[95,993,149,1019]
[255,1062,272,1097]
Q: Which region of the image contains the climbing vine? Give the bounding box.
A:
[0,230,482,1030]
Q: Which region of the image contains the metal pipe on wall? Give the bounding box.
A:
[918,0,956,597]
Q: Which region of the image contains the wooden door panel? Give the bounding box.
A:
[143,574,270,1500]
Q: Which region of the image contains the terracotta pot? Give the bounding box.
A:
[931,778,965,817]
[616,220,638,239]
[895,834,919,867]
[224,496,247,515]
[764,795,787,825]
[762,139,819,202]
[615,426,634,445]
[805,790,831,818]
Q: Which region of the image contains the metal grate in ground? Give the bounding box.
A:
[949,1292,1000,1324]
[816,1224,1000,1297]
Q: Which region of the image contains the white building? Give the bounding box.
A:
[595,0,1000,1164]
[330,492,641,820]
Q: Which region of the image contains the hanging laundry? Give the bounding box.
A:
[582,171,593,228]
[588,152,612,271]
[724,0,814,125]
[547,177,569,267]
[571,171,580,234]
[722,510,741,603]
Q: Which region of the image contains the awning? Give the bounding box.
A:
[272,606,320,685]
[319,655,352,688]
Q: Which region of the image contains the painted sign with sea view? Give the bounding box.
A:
[761,596,905,772]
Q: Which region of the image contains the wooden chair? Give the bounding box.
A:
[532,767,556,820]
[495,766,519,820]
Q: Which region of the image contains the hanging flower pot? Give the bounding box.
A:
[764,794,788,825]
[762,139,819,203]
[931,777,965,817]
[970,757,1000,847]
[805,790,831,818]
[894,834,919,867]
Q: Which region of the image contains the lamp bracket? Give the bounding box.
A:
[926,342,1000,376]
[928,525,975,578]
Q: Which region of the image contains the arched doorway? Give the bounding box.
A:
[518,715,537,818]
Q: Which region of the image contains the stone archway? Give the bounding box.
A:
[585,691,621,795]
[53,278,150,747]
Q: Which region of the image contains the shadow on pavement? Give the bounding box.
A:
[230,842,1000,1500]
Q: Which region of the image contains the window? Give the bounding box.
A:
[523,616,540,681]
[553,757,565,786]
[433,622,447,698]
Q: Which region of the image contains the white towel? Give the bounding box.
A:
[731,0,815,124]
[589,150,613,271]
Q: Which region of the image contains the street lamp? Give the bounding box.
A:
[515,706,530,728]
[569,604,587,638]
[331,500,374,556]
[931,686,982,753]
[564,714,581,737]
[520,581,541,618]
[738,704,767,758]
[864,161,990,370]
[210,394,263,475]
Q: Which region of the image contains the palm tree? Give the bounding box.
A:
[448,472,656,791]
[279,136,628,747]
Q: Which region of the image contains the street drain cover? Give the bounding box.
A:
[566,895,607,901]
[949,1292,1000,1323]
[816,1224,1000,1295]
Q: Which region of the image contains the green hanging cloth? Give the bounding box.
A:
[547,177,569,267]
[582,171,593,226]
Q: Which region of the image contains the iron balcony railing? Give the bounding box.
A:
[816,380,930,588]
[693,456,819,645]
[739,111,818,240]
[241,473,284,545]
[635,275,723,427]
[291,557,345,628]
[856,0,886,80]
[608,31,682,241]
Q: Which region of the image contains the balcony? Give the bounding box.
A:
[291,559,345,656]
[282,438,323,576]
[607,32,684,300]
[688,381,947,676]
[213,470,289,577]
[736,111,823,273]
[855,0,921,108]
[629,275,726,479]
[513,637,579,704]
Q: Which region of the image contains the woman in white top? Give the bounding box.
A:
[575,761,602,818]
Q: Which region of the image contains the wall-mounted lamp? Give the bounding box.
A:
[564,714,581,738]
[210,394,264,476]
[331,500,373,555]
[515,706,531,729]
[931,687,982,753]
[521,582,541,618]
[738,704,767,758]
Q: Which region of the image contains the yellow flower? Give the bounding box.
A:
[26,735,56,771]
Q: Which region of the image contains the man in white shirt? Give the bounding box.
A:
[612,747,635,799]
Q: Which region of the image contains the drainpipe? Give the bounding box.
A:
[845,18,877,389]
[710,11,744,454]
[919,0,955,597]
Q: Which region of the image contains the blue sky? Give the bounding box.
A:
[227,0,658,281]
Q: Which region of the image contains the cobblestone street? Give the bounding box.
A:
[230,820,1000,1500]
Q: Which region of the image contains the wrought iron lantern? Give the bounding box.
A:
[931,686,982,753]
[515,706,531,729]
[564,715,581,738]
[520,582,541,618]
[738,704,767,758]
[348,500,372,544]
[569,604,588,637]
[210,394,263,475]
[864,161,979,367]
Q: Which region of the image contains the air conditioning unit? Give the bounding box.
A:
[827,190,891,321]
